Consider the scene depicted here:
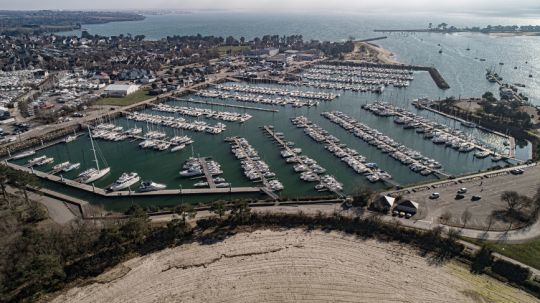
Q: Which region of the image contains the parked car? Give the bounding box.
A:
[399,211,406,217]
[429,192,440,199]
[405,213,413,219]
[455,194,465,200]
[457,187,467,194]
[510,168,524,175]
[392,210,399,216]
[471,195,482,201]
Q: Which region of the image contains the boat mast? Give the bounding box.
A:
[88,126,100,171]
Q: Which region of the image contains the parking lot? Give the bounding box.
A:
[389,164,540,230]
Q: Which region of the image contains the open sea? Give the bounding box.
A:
[44,12,540,210]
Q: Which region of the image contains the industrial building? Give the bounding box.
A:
[104,84,140,97]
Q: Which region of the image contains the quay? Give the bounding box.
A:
[6,132,84,160]
[328,60,450,90]
[172,97,279,112]
[3,161,272,198]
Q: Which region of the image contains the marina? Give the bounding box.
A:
[263,125,345,196]
[362,101,510,160]
[291,116,395,184]
[150,103,253,123]
[322,111,448,177]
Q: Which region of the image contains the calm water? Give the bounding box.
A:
[41,12,539,210]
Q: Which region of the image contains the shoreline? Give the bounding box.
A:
[348,41,400,64]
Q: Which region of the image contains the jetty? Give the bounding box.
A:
[173,97,279,112]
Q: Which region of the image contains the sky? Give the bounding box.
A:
[1,0,540,17]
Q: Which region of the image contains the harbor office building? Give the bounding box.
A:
[104,84,140,97]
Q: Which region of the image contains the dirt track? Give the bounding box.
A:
[52,229,539,303]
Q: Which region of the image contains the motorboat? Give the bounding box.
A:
[170,144,185,152]
[12,150,35,160]
[63,162,81,172]
[53,161,70,171]
[138,180,167,192]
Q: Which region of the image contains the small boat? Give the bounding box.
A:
[63,162,81,172]
[215,182,231,188]
[12,150,35,160]
[139,180,166,192]
[64,135,77,143]
[170,144,185,152]
[110,172,140,191]
[194,181,208,187]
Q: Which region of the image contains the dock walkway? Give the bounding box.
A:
[198,157,216,189]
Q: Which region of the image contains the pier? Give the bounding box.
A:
[172,97,279,112]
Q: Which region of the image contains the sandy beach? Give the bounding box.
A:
[347,41,401,64]
[51,229,539,303]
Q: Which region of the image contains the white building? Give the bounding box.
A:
[104,84,140,97]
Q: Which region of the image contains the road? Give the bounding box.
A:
[6,186,76,225]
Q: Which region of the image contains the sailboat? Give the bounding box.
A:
[79,126,110,184]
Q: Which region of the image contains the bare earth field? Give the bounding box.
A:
[51,229,539,303]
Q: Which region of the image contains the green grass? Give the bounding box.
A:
[95,89,153,106]
[473,239,540,270]
[215,45,251,56]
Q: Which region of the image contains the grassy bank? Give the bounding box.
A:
[473,239,540,270]
[215,45,251,56]
[95,89,152,106]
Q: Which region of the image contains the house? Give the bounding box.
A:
[104,84,139,97]
[371,195,396,213]
[395,200,419,214]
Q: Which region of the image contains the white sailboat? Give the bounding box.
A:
[80,126,110,184]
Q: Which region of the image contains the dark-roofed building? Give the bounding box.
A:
[395,200,419,214]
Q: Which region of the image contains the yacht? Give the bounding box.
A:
[110,172,140,191]
[138,180,167,192]
[79,126,111,184]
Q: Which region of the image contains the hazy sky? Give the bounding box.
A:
[2,0,540,16]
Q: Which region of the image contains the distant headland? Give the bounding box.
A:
[0,10,145,35]
[375,23,540,36]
